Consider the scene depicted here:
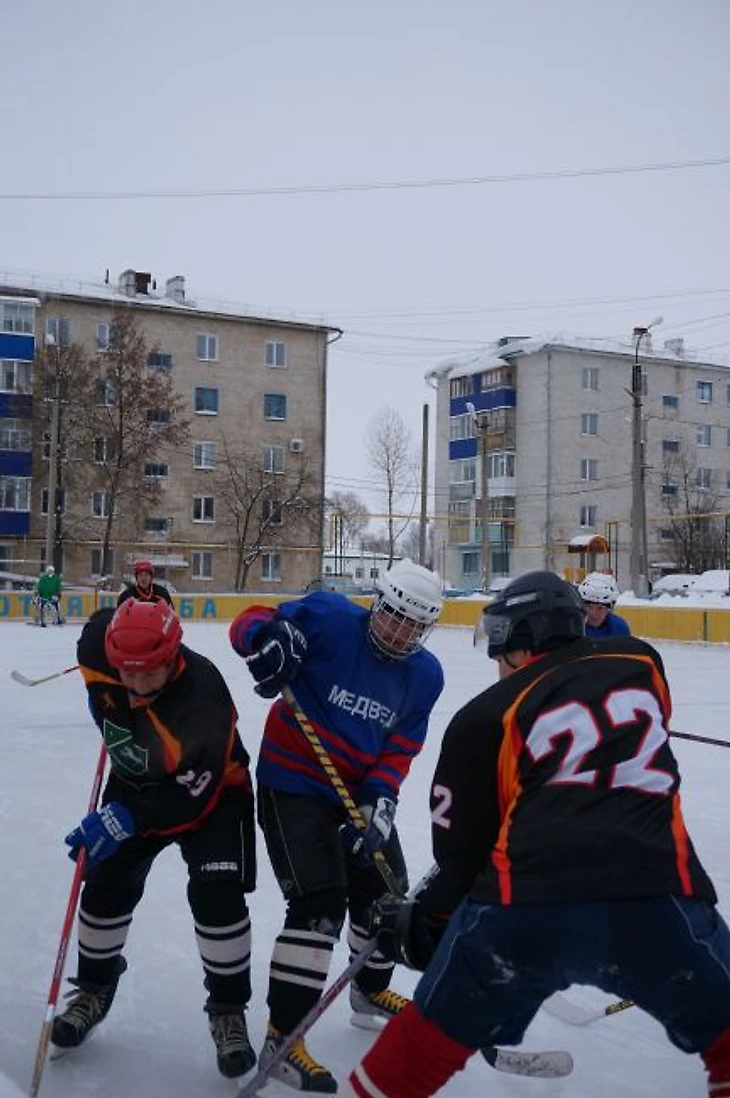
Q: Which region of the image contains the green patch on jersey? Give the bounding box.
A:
[103,720,149,778]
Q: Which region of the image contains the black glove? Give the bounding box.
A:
[367,894,445,971]
[340,796,396,866]
[246,620,307,698]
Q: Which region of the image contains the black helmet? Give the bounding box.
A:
[478,571,585,658]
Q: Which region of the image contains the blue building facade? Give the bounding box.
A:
[0,297,38,558]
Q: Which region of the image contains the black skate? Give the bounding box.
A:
[51,958,126,1049]
[206,1003,256,1078]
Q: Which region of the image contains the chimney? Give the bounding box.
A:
[663,337,685,358]
[165,275,186,304]
[118,269,136,297]
[134,271,151,295]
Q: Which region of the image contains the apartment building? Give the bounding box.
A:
[427,334,730,591]
[0,270,339,592]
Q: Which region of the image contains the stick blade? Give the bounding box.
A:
[10,670,35,686]
[485,1046,574,1078]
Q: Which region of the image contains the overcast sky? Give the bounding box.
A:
[3,1,730,523]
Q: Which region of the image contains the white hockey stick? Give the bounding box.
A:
[10,665,79,688]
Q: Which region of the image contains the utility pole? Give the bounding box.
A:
[629,318,662,596]
[418,403,429,566]
[467,402,491,593]
[44,334,61,571]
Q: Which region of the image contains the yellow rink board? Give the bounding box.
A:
[1,591,730,644]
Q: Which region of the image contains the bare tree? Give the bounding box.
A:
[366,406,418,565]
[70,313,190,575]
[326,490,370,560]
[214,436,322,590]
[660,448,725,573]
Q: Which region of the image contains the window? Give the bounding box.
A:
[261,552,281,580]
[659,528,676,541]
[580,504,597,527]
[697,424,712,447]
[0,419,31,450]
[663,439,679,453]
[264,393,287,420]
[263,446,284,474]
[450,413,475,441]
[581,413,598,436]
[148,408,171,426]
[45,316,71,347]
[145,516,170,536]
[193,441,216,469]
[91,491,110,518]
[452,458,476,482]
[90,547,114,577]
[697,380,713,404]
[0,301,34,334]
[0,360,32,394]
[94,437,115,463]
[262,497,283,524]
[193,495,215,522]
[0,477,30,510]
[582,366,599,392]
[196,333,218,361]
[581,458,598,481]
[727,383,730,406]
[487,452,515,478]
[663,395,679,408]
[662,483,677,496]
[696,468,712,490]
[462,551,479,577]
[265,341,286,368]
[144,462,169,479]
[194,387,219,414]
[449,376,473,398]
[97,379,117,406]
[41,487,66,516]
[0,544,12,571]
[96,323,110,351]
[192,551,213,579]
[148,352,173,371]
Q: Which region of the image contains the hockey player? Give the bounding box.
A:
[578,571,630,638]
[338,571,730,1098]
[34,565,63,626]
[117,558,173,607]
[51,599,258,1079]
[229,559,445,1092]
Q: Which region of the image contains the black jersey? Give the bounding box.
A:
[77,608,251,836]
[117,582,173,607]
[420,635,716,917]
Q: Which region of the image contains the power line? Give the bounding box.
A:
[2,155,730,202]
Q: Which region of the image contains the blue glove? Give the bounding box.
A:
[65,802,135,867]
[340,796,396,866]
[246,620,307,698]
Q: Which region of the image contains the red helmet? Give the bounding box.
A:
[133,559,154,576]
[105,599,183,672]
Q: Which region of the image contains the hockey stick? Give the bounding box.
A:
[11,665,79,688]
[29,743,107,1097]
[281,686,403,895]
[277,690,573,1080]
[670,729,730,749]
[236,885,573,1096]
[542,991,634,1026]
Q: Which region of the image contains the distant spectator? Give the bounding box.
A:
[35,565,63,627]
[117,559,173,607]
[578,572,630,638]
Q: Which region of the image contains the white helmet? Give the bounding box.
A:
[45,565,55,575]
[578,572,619,607]
[369,559,443,659]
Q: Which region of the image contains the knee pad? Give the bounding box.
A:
[284,887,347,937]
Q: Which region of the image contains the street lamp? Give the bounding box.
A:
[43,332,61,571]
[629,317,662,596]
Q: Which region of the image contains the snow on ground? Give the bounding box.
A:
[0,620,727,1098]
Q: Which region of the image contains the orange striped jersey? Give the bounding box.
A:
[421,635,716,916]
[77,608,252,837]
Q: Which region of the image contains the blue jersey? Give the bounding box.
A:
[230,591,444,805]
[585,611,631,639]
